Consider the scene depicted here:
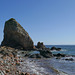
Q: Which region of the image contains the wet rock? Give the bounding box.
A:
[25,73,30,75]
[56,57,61,59]
[12,52,17,57]
[36,42,45,49]
[29,54,36,58]
[39,50,53,58]
[0,50,6,55]
[22,52,25,54]
[25,54,30,57]
[1,18,34,50]
[29,54,41,58]
[56,48,61,51]
[51,46,61,51]
[17,71,21,75]
[20,60,24,62]
[65,58,74,61]
[5,69,10,73]
[21,72,25,75]
[53,53,66,57]
[16,62,20,66]
[51,46,56,50]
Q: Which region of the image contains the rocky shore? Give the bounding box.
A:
[0,46,33,75]
[0,46,71,75]
[0,46,63,75]
[0,18,71,75]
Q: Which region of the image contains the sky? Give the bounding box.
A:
[0,0,75,45]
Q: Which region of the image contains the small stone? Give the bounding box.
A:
[22,52,24,54]
[21,60,24,62]
[18,71,21,75]
[16,62,20,66]
[11,63,15,66]
[3,56,6,60]
[6,69,10,73]
[25,73,30,75]
[65,58,74,61]
[9,54,13,57]
[21,72,25,75]
[15,57,18,59]
[0,61,3,63]
[14,59,17,61]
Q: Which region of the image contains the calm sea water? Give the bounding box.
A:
[46,45,75,55]
[45,45,75,75]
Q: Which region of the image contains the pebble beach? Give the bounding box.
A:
[0,46,69,75]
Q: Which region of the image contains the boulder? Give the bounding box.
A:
[51,46,57,50]
[53,53,66,57]
[25,50,52,58]
[1,18,34,50]
[65,58,74,61]
[39,50,53,58]
[36,42,45,49]
[29,54,41,58]
[25,54,30,57]
[56,48,61,51]
[51,46,61,51]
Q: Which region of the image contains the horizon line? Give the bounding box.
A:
[34,44,75,45]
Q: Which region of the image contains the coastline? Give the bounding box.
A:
[17,50,69,75]
[0,44,75,75]
[0,46,69,75]
[17,57,69,75]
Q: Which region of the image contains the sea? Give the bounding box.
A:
[45,45,75,75]
[18,45,75,75]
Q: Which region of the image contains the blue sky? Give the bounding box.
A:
[0,0,75,45]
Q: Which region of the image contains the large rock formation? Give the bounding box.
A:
[36,42,46,49]
[1,18,34,50]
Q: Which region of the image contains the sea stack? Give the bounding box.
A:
[36,42,46,49]
[1,18,34,50]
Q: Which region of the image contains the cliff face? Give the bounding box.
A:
[1,18,34,49]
